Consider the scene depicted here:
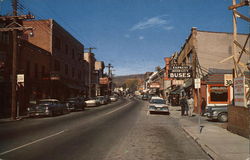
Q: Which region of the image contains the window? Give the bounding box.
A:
[65,44,68,55]
[72,67,75,78]
[72,49,75,59]
[65,64,68,75]
[54,36,61,50]
[41,65,45,77]
[78,70,81,80]
[34,63,38,79]
[209,85,230,104]
[26,61,30,77]
[188,52,193,63]
[54,60,60,71]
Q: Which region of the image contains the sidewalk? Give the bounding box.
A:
[0,116,27,124]
[170,106,250,160]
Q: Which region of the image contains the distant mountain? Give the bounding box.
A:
[113,74,145,87]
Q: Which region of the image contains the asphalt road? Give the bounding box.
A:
[0,98,211,160]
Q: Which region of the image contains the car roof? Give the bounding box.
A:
[151,96,163,100]
[39,99,59,102]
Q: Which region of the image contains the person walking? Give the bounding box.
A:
[187,96,194,117]
[201,97,206,116]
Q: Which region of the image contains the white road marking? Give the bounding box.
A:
[103,102,131,116]
[0,130,65,156]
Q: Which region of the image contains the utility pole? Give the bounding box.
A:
[105,63,113,96]
[84,47,96,98]
[106,63,113,78]
[0,0,34,119]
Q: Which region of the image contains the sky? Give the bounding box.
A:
[1,0,249,76]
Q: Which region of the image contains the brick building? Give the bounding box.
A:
[23,19,88,99]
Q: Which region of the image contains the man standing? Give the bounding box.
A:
[187,96,194,117]
[180,96,185,116]
[201,97,206,116]
[184,96,189,116]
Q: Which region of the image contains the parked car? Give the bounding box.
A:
[96,96,108,105]
[110,96,117,102]
[65,97,85,111]
[27,99,68,117]
[148,97,169,114]
[205,105,228,122]
[85,98,100,107]
[141,94,149,100]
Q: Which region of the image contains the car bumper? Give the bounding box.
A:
[86,103,97,107]
[28,111,50,117]
[149,108,169,113]
[205,113,218,120]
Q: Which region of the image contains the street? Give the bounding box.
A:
[0,98,210,160]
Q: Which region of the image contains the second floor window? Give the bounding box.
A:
[65,64,68,75]
[54,60,60,71]
[72,49,75,59]
[54,36,61,50]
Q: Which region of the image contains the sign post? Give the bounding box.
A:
[195,78,202,133]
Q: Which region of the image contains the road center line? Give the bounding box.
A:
[0,130,65,156]
[102,102,132,117]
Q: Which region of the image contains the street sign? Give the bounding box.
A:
[224,74,233,86]
[194,78,201,89]
[17,74,24,83]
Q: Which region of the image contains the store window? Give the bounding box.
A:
[209,85,229,104]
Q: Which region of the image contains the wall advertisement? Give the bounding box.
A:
[234,76,246,107]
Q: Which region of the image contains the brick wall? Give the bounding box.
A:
[228,106,250,138]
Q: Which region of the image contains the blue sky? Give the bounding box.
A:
[1,0,249,75]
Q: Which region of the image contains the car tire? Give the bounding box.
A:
[218,113,228,122]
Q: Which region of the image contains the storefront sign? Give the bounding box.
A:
[99,77,109,84]
[17,74,24,83]
[168,65,192,78]
[194,78,201,89]
[224,74,233,86]
[149,82,160,88]
[234,76,246,107]
[172,80,184,85]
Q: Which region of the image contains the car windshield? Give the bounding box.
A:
[38,101,54,105]
[150,99,165,104]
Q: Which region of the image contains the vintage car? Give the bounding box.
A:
[148,97,169,114]
[27,99,68,117]
[85,98,100,107]
[65,97,86,111]
[205,105,228,122]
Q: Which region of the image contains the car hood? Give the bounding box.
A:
[85,100,96,103]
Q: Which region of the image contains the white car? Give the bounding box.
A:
[148,97,169,114]
[110,96,117,102]
[85,99,99,107]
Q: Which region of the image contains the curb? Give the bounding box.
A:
[0,116,27,124]
[182,126,223,160]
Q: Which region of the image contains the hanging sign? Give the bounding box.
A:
[168,65,192,78]
[194,78,201,89]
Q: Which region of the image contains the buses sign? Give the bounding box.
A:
[168,65,192,79]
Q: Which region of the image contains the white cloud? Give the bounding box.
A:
[139,36,144,40]
[130,15,172,31]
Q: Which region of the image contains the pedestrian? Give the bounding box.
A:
[184,96,189,116]
[201,97,206,116]
[187,96,194,117]
[180,96,185,116]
